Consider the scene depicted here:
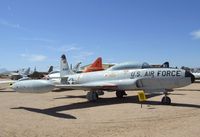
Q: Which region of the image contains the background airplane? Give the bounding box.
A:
[0,68,30,80]
[47,56,106,84]
[181,66,200,81]
[192,72,200,80]
[83,57,104,72]
[28,66,53,79]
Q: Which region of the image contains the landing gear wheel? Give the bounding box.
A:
[86,91,98,102]
[116,90,127,98]
[161,96,171,105]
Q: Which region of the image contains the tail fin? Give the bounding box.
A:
[48,66,53,73]
[23,67,30,76]
[84,57,104,72]
[60,54,73,77]
[73,62,82,72]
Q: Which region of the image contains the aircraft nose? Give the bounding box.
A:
[185,71,195,83]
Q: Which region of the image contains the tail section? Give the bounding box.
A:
[23,67,30,76]
[48,66,53,73]
[84,57,104,72]
[60,54,73,77]
[73,62,82,73]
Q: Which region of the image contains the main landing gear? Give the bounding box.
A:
[116,90,127,98]
[86,90,128,102]
[161,92,171,105]
[86,91,99,102]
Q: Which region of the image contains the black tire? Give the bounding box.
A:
[86,92,98,102]
[91,92,98,102]
[116,90,124,98]
[94,92,99,99]
[161,96,171,105]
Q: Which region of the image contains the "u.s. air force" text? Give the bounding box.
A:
[130,70,181,79]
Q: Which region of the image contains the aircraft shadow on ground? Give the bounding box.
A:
[0,89,14,92]
[169,93,186,95]
[175,89,200,92]
[10,94,200,120]
[52,88,74,92]
[54,95,86,99]
[11,107,77,119]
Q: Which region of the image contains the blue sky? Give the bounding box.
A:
[0,0,200,71]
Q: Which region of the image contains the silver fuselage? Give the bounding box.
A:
[61,68,192,91]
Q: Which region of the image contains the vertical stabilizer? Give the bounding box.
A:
[60,54,73,77]
[23,67,30,76]
[48,66,53,73]
[73,62,82,72]
[84,57,104,72]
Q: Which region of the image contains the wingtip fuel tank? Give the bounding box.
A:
[12,80,55,93]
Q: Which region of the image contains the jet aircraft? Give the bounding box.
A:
[28,66,53,79]
[11,54,195,105]
[192,72,200,80]
[0,68,30,80]
[83,57,104,72]
[47,57,105,84]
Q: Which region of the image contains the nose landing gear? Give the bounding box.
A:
[161,92,171,105]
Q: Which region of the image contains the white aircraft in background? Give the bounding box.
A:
[192,72,200,80]
[47,57,104,84]
[0,68,30,80]
[28,66,53,79]
[11,54,195,105]
[46,60,79,84]
[181,67,200,81]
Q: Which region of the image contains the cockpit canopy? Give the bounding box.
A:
[107,62,151,71]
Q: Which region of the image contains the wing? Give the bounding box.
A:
[0,80,15,89]
[55,79,138,91]
[55,78,167,93]
[0,80,15,84]
[55,82,118,90]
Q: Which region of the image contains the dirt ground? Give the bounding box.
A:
[0,82,199,137]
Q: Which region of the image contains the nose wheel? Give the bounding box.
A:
[161,93,171,105]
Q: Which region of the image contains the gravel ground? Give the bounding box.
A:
[0,82,199,137]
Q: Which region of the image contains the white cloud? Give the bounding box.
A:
[190,29,200,39]
[20,37,55,43]
[59,44,81,52]
[20,54,47,62]
[0,19,20,29]
[66,46,81,52]
[8,5,11,11]
[104,58,115,63]
[73,51,94,61]
[82,51,94,57]
[46,44,81,52]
